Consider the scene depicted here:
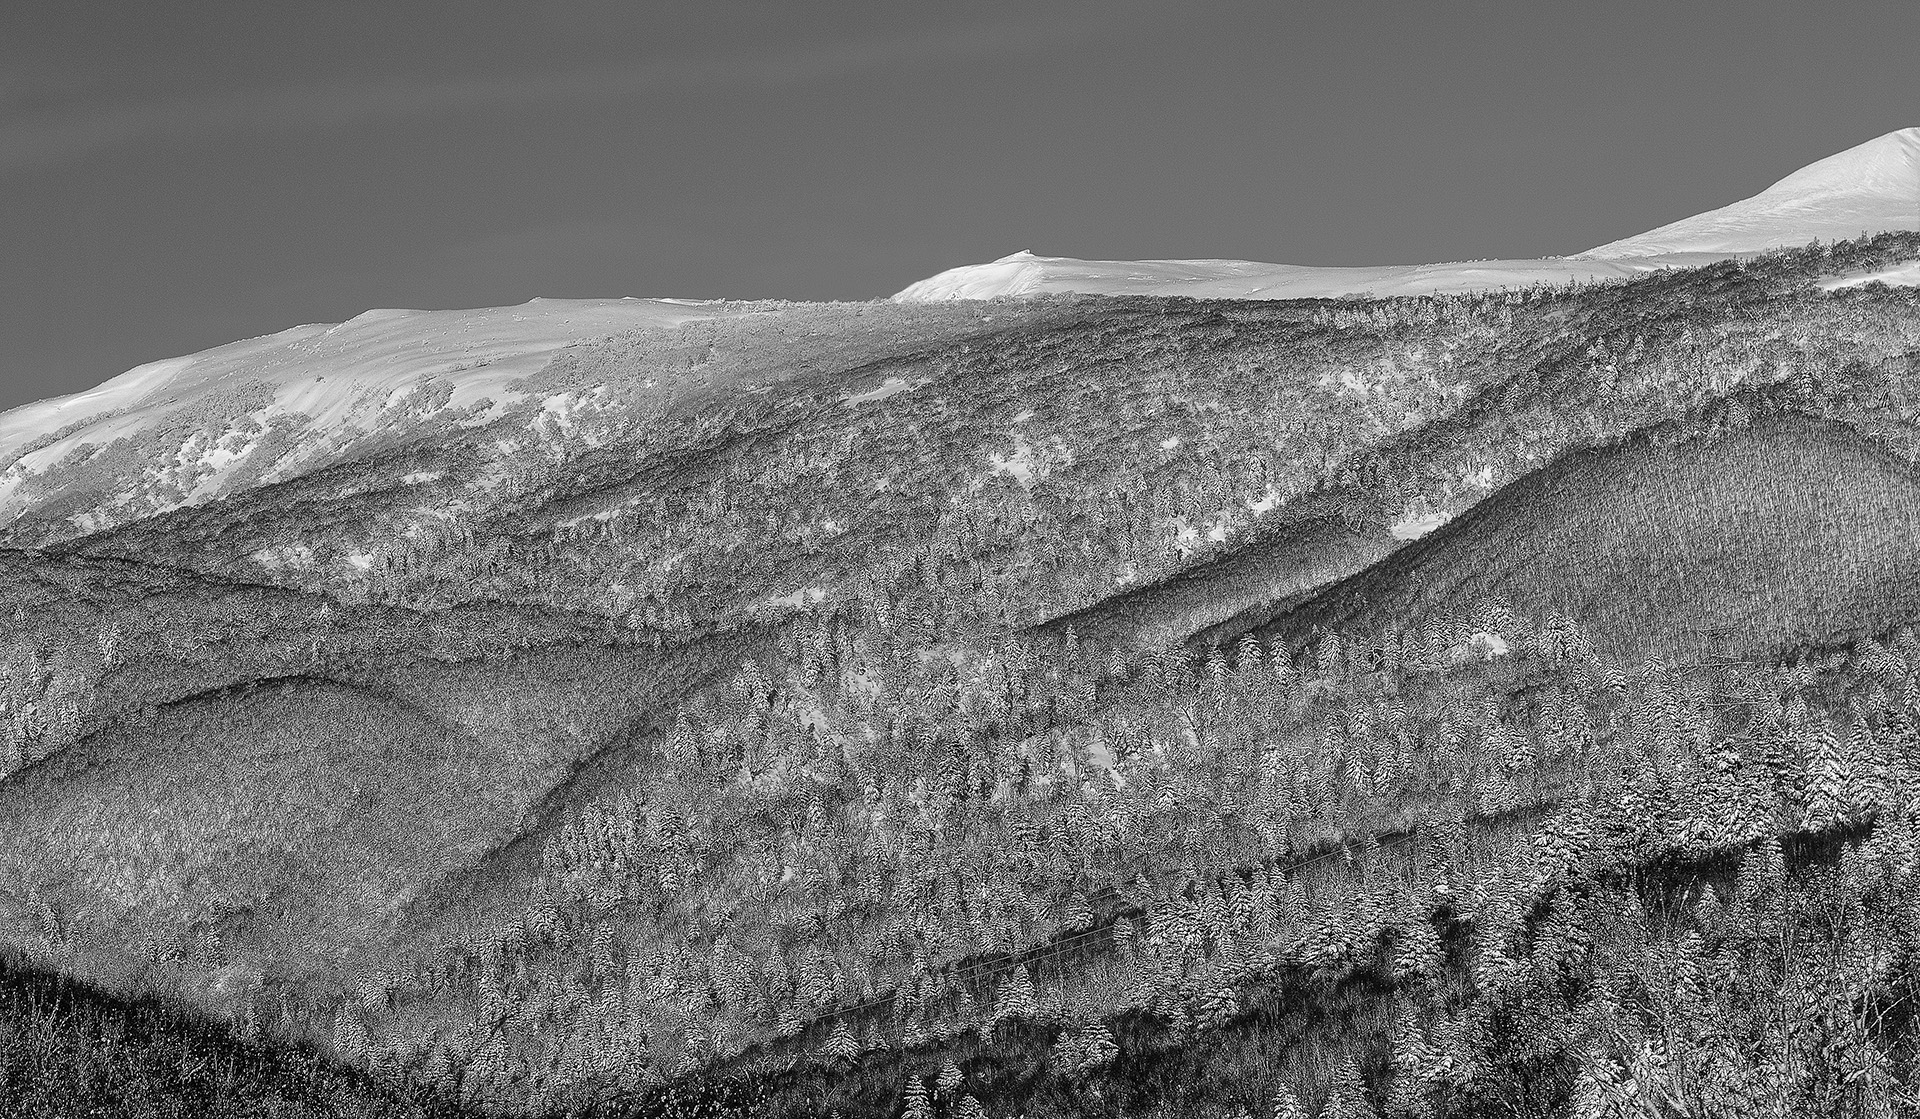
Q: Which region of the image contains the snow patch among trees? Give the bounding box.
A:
[1391,510,1451,541]
[842,377,927,407]
[1819,259,1920,291]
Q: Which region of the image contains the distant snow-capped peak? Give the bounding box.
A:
[1578,127,1920,258]
[895,128,1920,302]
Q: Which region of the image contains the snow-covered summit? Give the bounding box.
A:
[891,248,1728,303]
[1579,127,1920,258]
[0,298,726,468]
[895,128,1920,302]
[0,297,736,533]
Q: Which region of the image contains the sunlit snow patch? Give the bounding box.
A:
[1819,260,1920,290]
[1390,511,1451,541]
[1467,632,1510,660]
[842,376,927,407]
[1442,631,1512,665]
[988,443,1038,486]
[250,543,315,571]
[767,587,828,610]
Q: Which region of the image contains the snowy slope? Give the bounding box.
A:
[1580,128,1920,258]
[1819,259,1920,291]
[896,128,1920,303]
[0,298,735,531]
[891,249,1730,302]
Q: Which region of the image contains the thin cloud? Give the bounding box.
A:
[0,15,1101,174]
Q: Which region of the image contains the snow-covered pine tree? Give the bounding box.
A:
[993,963,1040,1025]
[1078,1021,1119,1072]
[1269,1081,1310,1119]
[1046,1028,1086,1075]
[1566,1044,1629,1119]
[1386,1002,1438,1119]
[1847,707,1893,817]
[824,1019,859,1064]
[1322,1054,1381,1119]
[900,1074,934,1119]
[1390,912,1445,985]
[1801,712,1855,832]
[935,1059,964,1098]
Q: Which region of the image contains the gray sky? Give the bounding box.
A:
[3,0,1917,412]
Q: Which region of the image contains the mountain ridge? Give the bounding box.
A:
[893,127,1920,302]
[1577,126,1920,258]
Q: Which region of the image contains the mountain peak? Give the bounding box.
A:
[1578,127,1920,258]
[897,130,1920,301]
[1766,126,1920,197]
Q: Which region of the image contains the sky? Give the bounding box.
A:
[3,0,1917,413]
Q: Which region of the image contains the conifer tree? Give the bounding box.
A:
[1567,1045,1630,1119]
[1323,1055,1380,1119]
[1849,708,1894,816]
[1269,1082,1310,1119]
[1536,788,1597,883]
[1386,1003,1437,1119]
[1391,912,1445,984]
[824,1019,859,1064]
[1079,1022,1119,1072]
[900,1074,934,1119]
[1802,714,1855,832]
[1047,1028,1086,1075]
[993,964,1040,1025]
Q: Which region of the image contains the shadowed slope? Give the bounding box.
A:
[1038,514,1394,657]
[0,569,733,1047]
[0,676,548,992]
[1239,413,1920,663]
[0,678,504,1037]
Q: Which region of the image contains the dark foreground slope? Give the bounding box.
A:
[0,235,1916,1116]
[0,948,461,1119]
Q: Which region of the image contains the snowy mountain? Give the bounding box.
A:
[0,131,1913,555]
[0,174,1918,1114]
[0,297,741,536]
[889,247,1729,302]
[1579,126,1920,257]
[894,127,1920,302]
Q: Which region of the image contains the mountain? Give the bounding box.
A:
[1578,126,1920,257]
[893,128,1920,302]
[0,297,739,539]
[1,149,1920,1116]
[889,246,1731,303]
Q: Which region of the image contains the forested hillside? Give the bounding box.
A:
[1,233,1918,1118]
